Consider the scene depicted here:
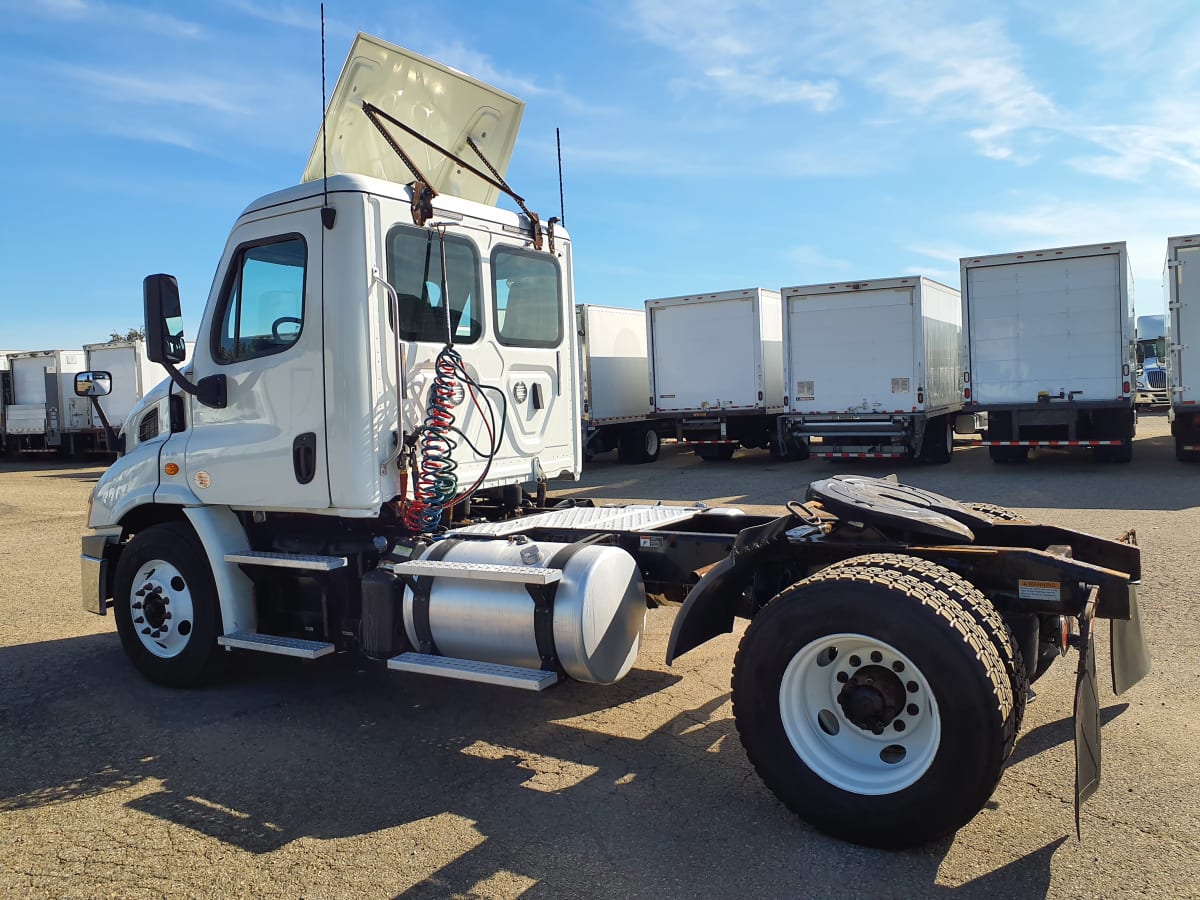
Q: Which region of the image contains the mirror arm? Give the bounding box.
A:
[87,397,120,451]
[161,360,227,409]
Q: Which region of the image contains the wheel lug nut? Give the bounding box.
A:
[848,655,861,667]
[151,630,161,638]
[893,720,906,732]
[906,681,919,693]
[907,703,919,716]
[141,627,151,635]
[134,617,144,624]
[132,603,143,610]
[870,651,882,663]
[164,612,172,619]
[836,671,849,683]
[892,661,905,673]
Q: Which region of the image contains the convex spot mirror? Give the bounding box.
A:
[144,273,188,364]
[74,371,112,397]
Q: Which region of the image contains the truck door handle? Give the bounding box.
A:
[532,383,545,410]
[293,432,317,484]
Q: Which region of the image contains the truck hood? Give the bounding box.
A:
[302,32,525,207]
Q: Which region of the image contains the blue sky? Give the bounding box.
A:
[1,0,1196,350]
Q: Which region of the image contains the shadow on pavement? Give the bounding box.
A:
[1,629,1077,898]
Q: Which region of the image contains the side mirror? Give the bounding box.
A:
[74,371,113,397]
[144,273,188,364]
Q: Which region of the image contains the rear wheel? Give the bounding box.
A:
[1177,435,1200,462]
[113,521,224,687]
[732,566,1014,848]
[695,444,736,461]
[824,554,1028,747]
[918,417,953,464]
[617,423,660,464]
[988,445,1029,464]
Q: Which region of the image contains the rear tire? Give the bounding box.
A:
[732,566,1014,848]
[823,554,1028,748]
[113,521,224,687]
[918,417,953,464]
[617,423,660,464]
[1177,435,1200,462]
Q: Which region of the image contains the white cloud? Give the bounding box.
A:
[28,0,204,38]
[787,244,853,274]
[222,0,319,30]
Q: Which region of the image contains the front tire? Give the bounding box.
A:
[113,521,224,687]
[732,566,1014,848]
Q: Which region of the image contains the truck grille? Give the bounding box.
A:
[1148,370,1166,389]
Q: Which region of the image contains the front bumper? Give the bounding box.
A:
[81,531,120,614]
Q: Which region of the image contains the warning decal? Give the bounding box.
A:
[1018,579,1061,602]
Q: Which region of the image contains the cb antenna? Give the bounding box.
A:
[320,2,335,229]
[556,127,565,226]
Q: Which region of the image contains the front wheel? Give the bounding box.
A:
[731,566,1014,848]
[112,521,224,687]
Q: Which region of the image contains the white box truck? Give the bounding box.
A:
[75,32,1150,850]
[4,349,88,453]
[960,242,1136,463]
[777,276,963,462]
[79,339,192,453]
[575,304,658,464]
[1166,234,1200,460]
[0,351,14,451]
[645,288,784,460]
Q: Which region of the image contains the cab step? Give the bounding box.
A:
[387,652,560,690]
[224,550,347,571]
[217,631,336,658]
[388,559,562,585]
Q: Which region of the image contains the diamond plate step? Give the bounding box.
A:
[448,503,706,536]
[388,652,560,690]
[225,550,347,571]
[217,631,335,658]
[389,559,562,584]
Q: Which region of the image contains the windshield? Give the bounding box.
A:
[1136,337,1166,365]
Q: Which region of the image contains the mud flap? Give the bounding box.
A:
[1073,592,1100,840]
[1111,582,1151,695]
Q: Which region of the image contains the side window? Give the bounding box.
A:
[493,247,563,348]
[385,225,481,343]
[213,236,307,364]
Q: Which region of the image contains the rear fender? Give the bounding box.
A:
[666,514,797,663]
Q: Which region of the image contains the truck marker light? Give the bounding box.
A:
[963,387,971,400]
[1123,381,1130,393]
[163,462,179,476]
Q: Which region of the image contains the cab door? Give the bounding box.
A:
[183,212,329,509]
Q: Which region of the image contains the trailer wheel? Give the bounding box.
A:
[918,417,953,464]
[112,521,224,688]
[988,445,1029,464]
[731,566,1014,848]
[962,501,1030,523]
[695,444,736,461]
[1176,435,1200,462]
[823,554,1027,749]
[618,423,660,464]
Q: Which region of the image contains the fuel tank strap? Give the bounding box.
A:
[406,539,463,655]
[527,536,610,672]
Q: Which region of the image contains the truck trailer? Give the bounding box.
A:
[778,276,963,462]
[0,351,14,452]
[960,242,1136,463]
[78,32,1149,850]
[575,304,658,464]
[1166,234,1200,460]
[645,288,784,460]
[4,349,88,454]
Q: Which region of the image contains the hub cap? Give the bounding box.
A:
[128,559,195,659]
[779,633,940,794]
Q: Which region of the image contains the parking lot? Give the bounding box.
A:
[1,411,1197,899]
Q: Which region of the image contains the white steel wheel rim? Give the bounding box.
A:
[128,559,196,659]
[644,428,659,456]
[779,632,941,795]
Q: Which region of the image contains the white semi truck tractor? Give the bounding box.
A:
[78,33,1150,849]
